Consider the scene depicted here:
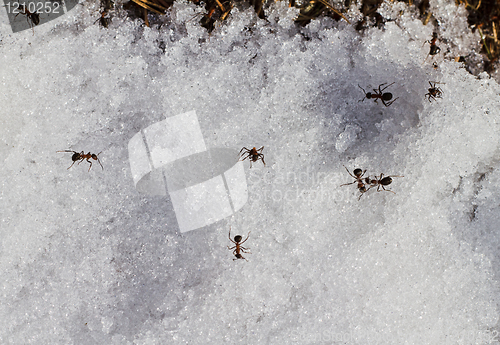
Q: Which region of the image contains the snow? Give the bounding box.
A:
[1,0,500,344]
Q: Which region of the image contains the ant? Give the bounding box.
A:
[364,173,403,194]
[358,82,399,107]
[239,146,265,167]
[95,9,111,27]
[340,165,369,200]
[95,0,114,27]
[200,7,216,31]
[15,4,40,35]
[424,32,440,61]
[228,227,251,261]
[425,81,444,102]
[57,150,103,172]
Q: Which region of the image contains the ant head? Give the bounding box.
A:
[380,177,393,186]
[71,153,81,161]
[359,186,367,193]
[235,254,242,259]
[234,235,242,243]
[353,168,363,177]
[382,93,393,101]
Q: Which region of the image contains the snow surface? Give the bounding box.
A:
[1,0,500,344]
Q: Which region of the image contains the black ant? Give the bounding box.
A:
[15,4,40,35]
[425,81,444,102]
[340,166,369,200]
[57,150,103,172]
[424,32,441,61]
[358,83,399,107]
[228,227,251,261]
[364,173,403,194]
[239,146,265,167]
[95,0,114,27]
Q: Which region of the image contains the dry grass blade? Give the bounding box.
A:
[214,0,226,12]
[317,0,350,23]
[130,0,167,14]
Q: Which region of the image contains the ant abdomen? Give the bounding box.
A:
[380,177,393,186]
[382,93,393,101]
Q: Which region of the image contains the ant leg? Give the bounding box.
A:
[57,150,78,154]
[259,154,266,166]
[357,85,367,102]
[383,97,399,107]
[239,147,250,154]
[27,17,34,35]
[240,154,251,162]
[240,231,251,244]
[228,227,236,244]
[240,247,251,253]
[383,187,396,194]
[87,158,93,172]
[67,161,77,170]
[342,165,356,179]
[228,245,236,250]
[377,185,396,194]
[96,152,104,170]
[379,82,395,92]
[340,181,356,187]
[359,185,374,200]
[376,83,386,94]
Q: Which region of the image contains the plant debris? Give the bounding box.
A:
[98,0,498,76]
